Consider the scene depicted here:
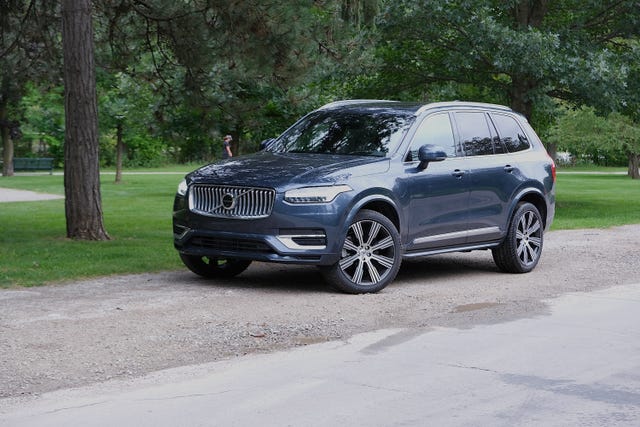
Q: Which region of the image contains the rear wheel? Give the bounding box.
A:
[492,202,544,273]
[321,209,401,294]
[179,254,251,278]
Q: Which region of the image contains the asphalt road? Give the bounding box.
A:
[2,283,640,426]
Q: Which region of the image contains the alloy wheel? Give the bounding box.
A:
[339,219,396,286]
[515,210,542,267]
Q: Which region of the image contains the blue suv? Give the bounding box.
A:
[173,100,556,293]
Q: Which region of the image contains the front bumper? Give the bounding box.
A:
[173,194,344,265]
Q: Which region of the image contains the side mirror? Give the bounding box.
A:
[260,138,275,151]
[418,144,447,170]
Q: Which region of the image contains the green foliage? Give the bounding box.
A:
[90,1,350,163]
[371,0,640,130]
[1,1,60,174]
[17,83,65,162]
[0,1,60,100]
[98,69,171,166]
[5,0,640,176]
[547,107,640,166]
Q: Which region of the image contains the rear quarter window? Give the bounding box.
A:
[490,113,531,152]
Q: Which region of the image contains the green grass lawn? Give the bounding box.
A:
[557,164,628,173]
[552,173,640,229]
[0,171,190,287]
[1,168,639,287]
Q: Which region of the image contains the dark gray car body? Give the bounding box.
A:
[173,100,555,290]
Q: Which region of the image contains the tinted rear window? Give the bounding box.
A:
[491,113,531,152]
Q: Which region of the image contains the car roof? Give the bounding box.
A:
[417,101,513,115]
[318,100,423,114]
[318,99,514,116]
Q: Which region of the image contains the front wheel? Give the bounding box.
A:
[492,202,544,273]
[179,254,251,278]
[321,209,402,294]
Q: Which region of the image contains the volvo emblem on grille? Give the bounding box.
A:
[221,193,236,210]
[191,185,274,219]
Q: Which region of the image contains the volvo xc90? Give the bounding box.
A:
[173,100,556,293]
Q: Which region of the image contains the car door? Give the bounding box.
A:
[400,112,470,251]
[453,111,526,244]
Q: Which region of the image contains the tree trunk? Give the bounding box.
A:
[629,153,640,179]
[546,141,558,163]
[0,97,14,177]
[509,77,534,120]
[115,121,124,183]
[514,0,548,28]
[510,1,548,121]
[62,0,109,240]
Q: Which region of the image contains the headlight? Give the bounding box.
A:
[177,179,188,196]
[284,185,352,204]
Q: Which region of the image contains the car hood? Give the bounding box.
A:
[187,152,389,190]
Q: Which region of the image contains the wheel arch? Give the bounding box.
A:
[349,194,401,233]
[512,188,549,229]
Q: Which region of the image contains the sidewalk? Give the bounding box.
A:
[0,187,63,203]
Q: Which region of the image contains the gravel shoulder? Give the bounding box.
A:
[1,225,639,401]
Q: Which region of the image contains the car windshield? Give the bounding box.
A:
[269,108,416,157]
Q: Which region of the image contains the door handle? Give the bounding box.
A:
[452,169,465,178]
[504,165,515,173]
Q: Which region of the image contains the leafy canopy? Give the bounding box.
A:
[372,0,640,129]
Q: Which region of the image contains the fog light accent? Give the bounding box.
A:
[277,234,327,250]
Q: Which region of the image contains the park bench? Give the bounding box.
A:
[11,157,55,174]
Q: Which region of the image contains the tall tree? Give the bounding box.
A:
[0,0,58,176]
[341,0,379,29]
[94,0,346,158]
[549,108,640,178]
[62,0,109,240]
[373,1,640,125]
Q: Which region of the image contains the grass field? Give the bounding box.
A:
[1,167,639,287]
[0,171,188,287]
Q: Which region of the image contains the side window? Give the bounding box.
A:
[406,113,457,161]
[454,112,495,156]
[491,113,531,152]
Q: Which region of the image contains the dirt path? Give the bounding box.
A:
[1,225,639,400]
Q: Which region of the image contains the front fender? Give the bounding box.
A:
[339,191,402,240]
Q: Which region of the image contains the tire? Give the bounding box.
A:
[492,202,544,273]
[179,254,251,279]
[321,209,402,294]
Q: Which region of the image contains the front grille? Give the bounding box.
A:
[189,185,275,219]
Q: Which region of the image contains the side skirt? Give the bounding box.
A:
[402,241,502,259]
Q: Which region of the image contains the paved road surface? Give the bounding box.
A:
[0,187,63,203]
[1,283,639,426]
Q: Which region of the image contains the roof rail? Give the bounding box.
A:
[317,99,515,116]
[318,99,398,110]
[415,101,512,115]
